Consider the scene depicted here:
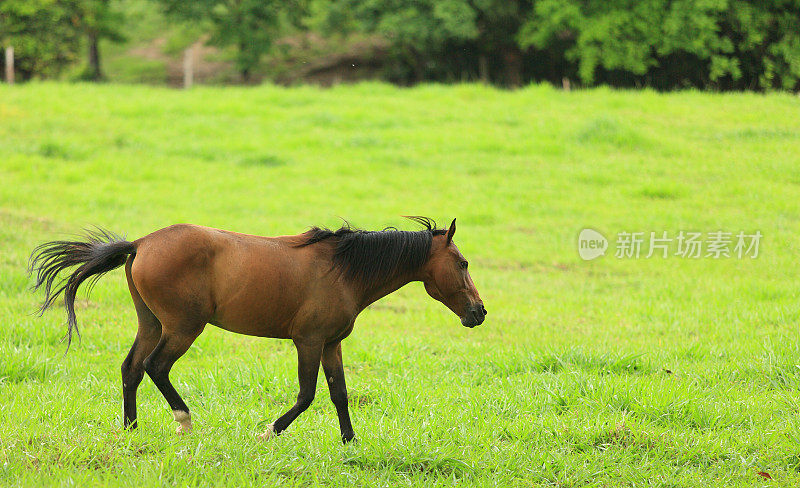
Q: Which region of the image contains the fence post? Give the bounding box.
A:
[183,44,195,89]
[4,46,14,84]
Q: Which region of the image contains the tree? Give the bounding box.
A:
[469,0,534,86]
[311,0,537,86]
[156,0,284,81]
[0,0,82,80]
[517,0,800,90]
[73,0,125,81]
[312,0,479,83]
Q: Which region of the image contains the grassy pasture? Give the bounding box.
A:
[1,82,800,487]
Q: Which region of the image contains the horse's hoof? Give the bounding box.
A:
[173,410,192,434]
[258,423,275,440]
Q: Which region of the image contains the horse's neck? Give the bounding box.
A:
[355,272,418,311]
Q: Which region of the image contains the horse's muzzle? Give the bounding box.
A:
[461,303,487,328]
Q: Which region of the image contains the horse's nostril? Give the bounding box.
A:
[482,306,487,315]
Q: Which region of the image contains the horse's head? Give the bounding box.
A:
[421,219,486,328]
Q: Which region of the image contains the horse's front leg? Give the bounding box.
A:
[321,341,355,443]
[259,339,322,438]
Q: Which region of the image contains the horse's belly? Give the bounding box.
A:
[209,293,298,339]
[208,317,292,339]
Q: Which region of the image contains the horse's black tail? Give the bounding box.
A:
[28,228,136,350]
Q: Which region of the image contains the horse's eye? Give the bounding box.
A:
[460,261,469,269]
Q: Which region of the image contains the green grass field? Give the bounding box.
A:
[1,82,799,487]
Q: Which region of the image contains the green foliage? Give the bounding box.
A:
[74,0,126,80]
[311,0,532,84]
[156,0,288,80]
[0,0,125,81]
[522,0,664,83]
[0,0,82,80]
[518,0,800,89]
[74,0,125,44]
[312,0,478,82]
[308,0,800,89]
[2,0,799,89]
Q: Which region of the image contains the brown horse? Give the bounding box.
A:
[29,217,485,442]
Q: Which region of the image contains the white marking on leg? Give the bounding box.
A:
[257,423,275,440]
[173,410,192,434]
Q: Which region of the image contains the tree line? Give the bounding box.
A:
[2,0,799,90]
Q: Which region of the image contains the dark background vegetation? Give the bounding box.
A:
[1,0,799,90]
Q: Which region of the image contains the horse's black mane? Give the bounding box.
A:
[298,216,447,288]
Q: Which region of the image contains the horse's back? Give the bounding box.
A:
[129,224,325,338]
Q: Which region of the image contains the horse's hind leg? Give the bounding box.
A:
[122,258,162,429]
[143,320,204,434]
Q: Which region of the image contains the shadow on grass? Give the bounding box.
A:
[343,454,474,478]
[478,349,651,377]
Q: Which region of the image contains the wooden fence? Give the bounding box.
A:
[4,46,13,84]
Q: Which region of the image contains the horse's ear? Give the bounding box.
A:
[446,218,456,245]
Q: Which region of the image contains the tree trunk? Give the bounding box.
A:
[502,46,523,87]
[478,54,489,84]
[87,33,103,81]
[238,39,251,83]
[413,62,424,84]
